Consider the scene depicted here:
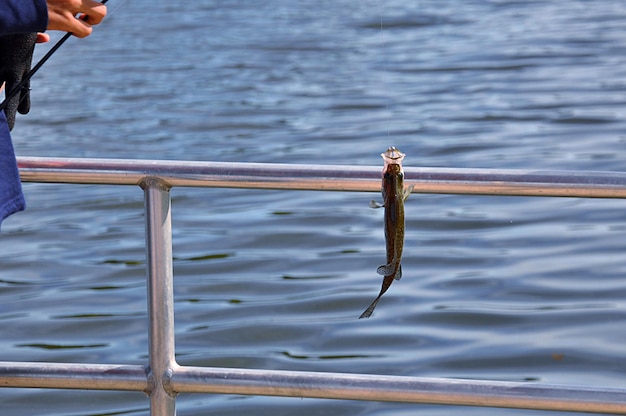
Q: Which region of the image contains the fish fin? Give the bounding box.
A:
[403,184,414,202]
[359,296,381,319]
[369,200,383,209]
[377,263,402,279]
[376,263,393,276]
[395,265,402,280]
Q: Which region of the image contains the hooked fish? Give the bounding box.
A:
[359,146,413,319]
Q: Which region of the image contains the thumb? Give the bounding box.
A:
[17,69,31,116]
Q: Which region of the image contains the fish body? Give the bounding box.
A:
[359,146,412,319]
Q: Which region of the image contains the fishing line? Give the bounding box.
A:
[0,0,115,112]
[379,9,390,139]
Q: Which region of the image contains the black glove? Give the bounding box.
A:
[0,33,37,131]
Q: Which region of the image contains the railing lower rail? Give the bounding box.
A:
[1,156,625,415]
[2,361,626,414]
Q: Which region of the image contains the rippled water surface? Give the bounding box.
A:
[3,1,626,415]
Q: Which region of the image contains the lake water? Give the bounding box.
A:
[3,1,626,414]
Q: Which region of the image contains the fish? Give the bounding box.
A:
[359,146,413,319]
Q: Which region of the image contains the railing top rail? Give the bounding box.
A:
[17,156,626,198]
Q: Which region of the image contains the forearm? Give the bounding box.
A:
[0,0,48,35]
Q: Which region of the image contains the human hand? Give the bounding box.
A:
[0,34,38,130]
[46,0,107,38]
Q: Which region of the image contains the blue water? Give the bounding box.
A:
[3,1,626,414]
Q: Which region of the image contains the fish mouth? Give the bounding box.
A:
[381,146,406,163]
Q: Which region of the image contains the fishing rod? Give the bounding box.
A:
[0,0,109,112]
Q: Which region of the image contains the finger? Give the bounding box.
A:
[47,11,93,38]
[71,2,107,37]
[78,1,108,26]
[17,72,30,116]
[36,33,50,43]
[46,1,107,37]
[68,18,94,38]
[4,77,19,130]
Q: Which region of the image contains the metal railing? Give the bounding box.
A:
[2,156,626,415]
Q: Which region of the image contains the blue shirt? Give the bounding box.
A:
[1,0,48,229]
[0,0,47,35]
[0,109,25,228]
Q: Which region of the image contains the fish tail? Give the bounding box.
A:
[359,296,381,319]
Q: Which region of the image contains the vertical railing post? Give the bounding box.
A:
[141,177,177,416]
